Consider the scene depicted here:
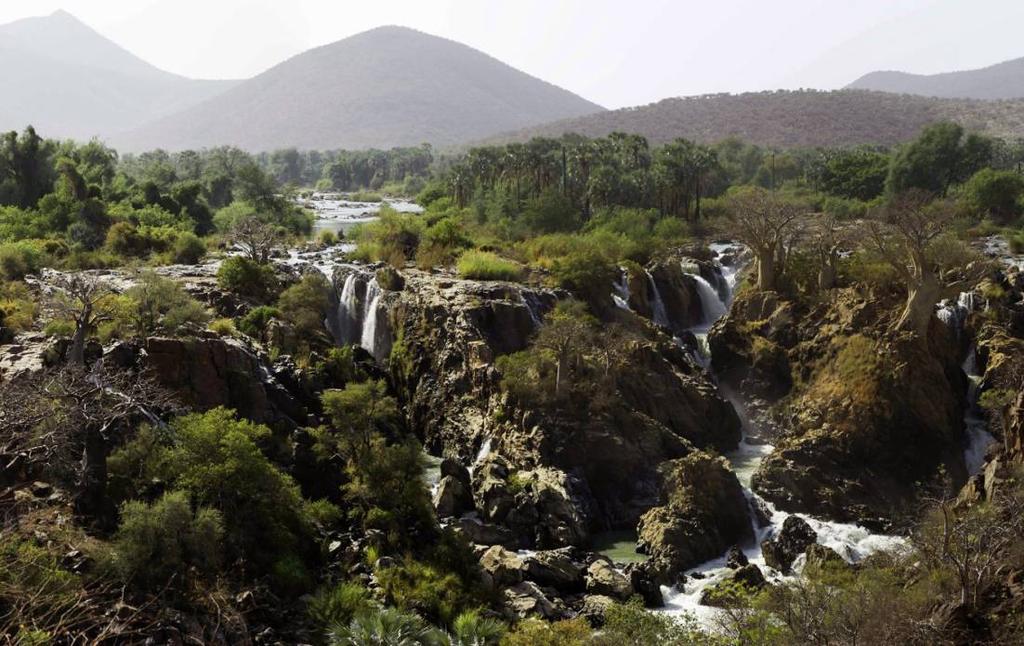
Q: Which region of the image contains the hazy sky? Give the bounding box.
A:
[2,0,1023,108]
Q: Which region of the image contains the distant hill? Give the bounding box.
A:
[848,56,1024,100]
[114,26,604,152]
[487,90,1024,149]
[0,10,238,141]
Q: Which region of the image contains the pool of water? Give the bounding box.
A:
[591,530,648,564]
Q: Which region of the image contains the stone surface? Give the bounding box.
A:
[761,516,817,574]
[584,559,633,601]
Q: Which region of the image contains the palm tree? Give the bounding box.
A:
[327,607,444,646]
[444,611,506,646]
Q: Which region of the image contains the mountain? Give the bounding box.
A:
[113,26,604,152]
[847,56,1024,100]
[0,10,238,141]
[488,90,1024,149]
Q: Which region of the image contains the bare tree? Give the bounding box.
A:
[231,216,281,264]
[811,215,851,291]
[724,187,804,291]
[0,365,177,524]
[49,275,116,365]
[865,190,954,337]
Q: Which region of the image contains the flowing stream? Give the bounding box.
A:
[653,244,909,624]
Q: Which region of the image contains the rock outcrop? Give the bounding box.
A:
[636,452,753,579]
[761,516,817,574]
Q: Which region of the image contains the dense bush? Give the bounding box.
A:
[238,305,282,340]
[352,207,423,266]
[104,491,223,590]
[124,271,210,336]
[0,241,43,280]
[217,255,280,302]
[277,273,331,343]
[170,232,206,264]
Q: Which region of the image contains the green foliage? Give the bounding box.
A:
[448,610,506,646]
[594,599,709,645]
[960,167,1024,222]
[0,281,36,330]
[104,491,223,590]
[208,317,238,337]
[376,557,479,625]
[217,256,280,302]
[170,232,206,264]
[124,271,210,336]
[327,607,441,646]
[308,582,374,629]
[239,305,282,340]
[353,207,424,265]
[317,345,364,386]
[0,241,43,280]
[109,408,337,580]
[813,147,889,201]
[319,229,339,246]
[277,273,331,345]
[0,535,87,641]
[456,250,523,281]
[501,618,592,646]
[887,122,992,196]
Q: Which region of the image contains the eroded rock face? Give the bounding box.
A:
[338,264,741,547]
[584,559,633,601]
[636,452,753,578]
[104,335,307,432]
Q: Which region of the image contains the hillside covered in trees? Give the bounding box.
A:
[491,90,1024,149]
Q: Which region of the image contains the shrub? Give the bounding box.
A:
[109,408,337,579]
[170,232,206,264]
[308,582,373,628]
[319,230,339,246]
[316,345,363,386]
[502,618,592,646]
[104,491,223,590]
[353,207,423,263]
[327,607,439,646]
[217,256,280,302]
[238,305,282,340]
[277,273,331,342]
[548,247,617,302]
[208,318,237,337]
[125,271,210,335]
[375,558,476,624]
[104,222,148,257]
[0,242,42,280]
[0,281,36,330]
[456,250,523,281]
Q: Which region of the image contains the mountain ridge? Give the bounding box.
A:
[112,24,604,152]
[847,55,1024,100]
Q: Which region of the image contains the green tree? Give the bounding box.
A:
[960,167,1024,222]
[886,122,992,196]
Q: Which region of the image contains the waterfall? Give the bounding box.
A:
[522,292,544,327]
[612,269,632,311]
[467,437,493,478]
[646,271,671,327]
[657,243,909,624]
[333,273,361,346]
[689,273,728,326]
[961,345,997,475]
[360,279,384,360]
[937,291,977,336]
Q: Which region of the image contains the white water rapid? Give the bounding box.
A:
[651,243,909,625]
[360,278,384,361]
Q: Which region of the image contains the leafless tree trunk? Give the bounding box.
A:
[724,188,804,292]
[49,276,114,365]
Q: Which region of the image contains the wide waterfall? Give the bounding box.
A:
[688,271,728,326]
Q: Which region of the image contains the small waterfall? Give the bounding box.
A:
[646,271,670,327]
[961,345,997,475]
[360,279,384,360]
[937,291,977,336]
[467,437,493,478]
[689,272,728,326]
[522,292,544,327]
[611,269,632,311]
[333,273,361,346]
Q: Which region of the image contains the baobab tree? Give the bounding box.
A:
[231,216,281,264]
[865,190,954,337]
[724,187,804,291]
[0,365,176,525]
[49,275,115,365]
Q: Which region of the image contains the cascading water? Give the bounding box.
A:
[333,273,361,346]
[647,271,671,328]
[612,269,632,312]
[962,346,997,475]
[467,437,493,478]
[360,278,384,361]
[646,242,909,625]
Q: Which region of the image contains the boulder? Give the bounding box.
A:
[804,543,847,571]
[699,564,767,607]
[585,560,633,601]
[761,516,817,574]
[625,561,664,607]
[479,545,525,586]
[579,594,616,628]
[637,452,753,575]
[433,475,472,518]
[453,516,517,548]
[725,545,749,569]
[504,581,558,620]
[522,549,584,591]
